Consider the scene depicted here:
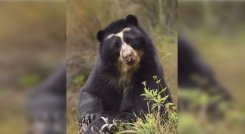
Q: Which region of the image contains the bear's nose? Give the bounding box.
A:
[122,51,133,59]
[122,51,136,65]
[120,44,136,65]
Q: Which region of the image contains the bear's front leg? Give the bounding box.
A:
[78,91,103,133]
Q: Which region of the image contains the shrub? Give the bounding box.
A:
[100,76,177,134]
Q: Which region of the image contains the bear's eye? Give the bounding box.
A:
[114,42,120,48]
[125,38,135,45]
[113,38,121,49]
[129,40,135,45]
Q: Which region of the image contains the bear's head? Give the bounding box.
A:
[97,15,154,73]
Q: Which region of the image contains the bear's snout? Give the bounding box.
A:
[120,44,136,65]
[122,52,135,65]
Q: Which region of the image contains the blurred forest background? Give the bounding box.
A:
[179,1,245,134]
[67,0,177,133]
[0,2,65,134]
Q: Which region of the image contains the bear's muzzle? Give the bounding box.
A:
[120,43,137,65]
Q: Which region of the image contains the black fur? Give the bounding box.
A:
[78,15,172,133]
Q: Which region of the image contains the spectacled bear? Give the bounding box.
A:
[78,15,172,133]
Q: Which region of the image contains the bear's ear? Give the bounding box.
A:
[97,30,105,42]
[126,15,138,26]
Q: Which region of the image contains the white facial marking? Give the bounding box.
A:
[106,27,131,42]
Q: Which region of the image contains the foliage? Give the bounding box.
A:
[98,76,177,134]
[73,74,85,87]
[178,89,245,134]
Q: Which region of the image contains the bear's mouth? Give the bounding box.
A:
[120,49,138,66]
[121,53,136,65]
[118,54,140,74]
[124,59,135,65]
[120,42,138,65]
[120,48,143,67]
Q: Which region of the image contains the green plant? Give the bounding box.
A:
[99,76,177,134]
[73,74,85,87]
